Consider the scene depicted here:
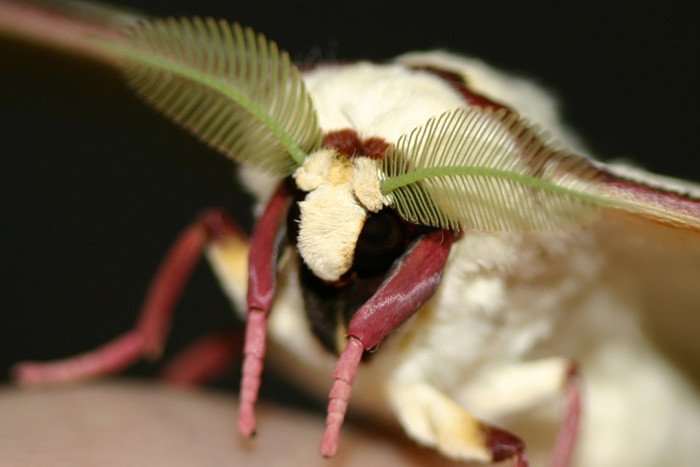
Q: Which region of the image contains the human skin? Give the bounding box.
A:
[0,380,464,466]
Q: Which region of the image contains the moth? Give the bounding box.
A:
[3,2,700,466]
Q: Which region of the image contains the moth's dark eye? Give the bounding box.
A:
[353,208,405,275]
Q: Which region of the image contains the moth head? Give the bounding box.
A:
[292,149,387,282]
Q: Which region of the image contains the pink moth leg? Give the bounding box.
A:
[551,364,582,467]
[13,208,244,385]
[320,229,455,457]
[160,326,243,386]
[238,183,292,436]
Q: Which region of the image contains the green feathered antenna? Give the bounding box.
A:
[380,107,614,231]
[103,17,322,175]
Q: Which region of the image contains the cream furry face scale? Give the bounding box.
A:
[3,5,700,467]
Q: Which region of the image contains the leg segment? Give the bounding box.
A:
[461,358,582,465]
[398,358,579,465]
[238,183,292,436]
[550,364,581,467]
[389,382,528,465]
[13,208,245,385]
[320,229,455,457]
[320,337,364,456]
[160,326,243,386]
[13,332,144,385]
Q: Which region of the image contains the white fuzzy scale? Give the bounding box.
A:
[293,149,385,282]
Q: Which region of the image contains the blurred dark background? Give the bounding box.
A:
[1,1,698,406]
